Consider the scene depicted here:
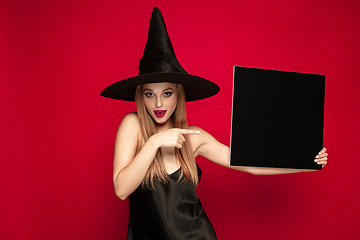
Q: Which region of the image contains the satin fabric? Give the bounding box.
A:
[127,165,217,240]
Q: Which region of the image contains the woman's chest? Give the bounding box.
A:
[160,146,179,174]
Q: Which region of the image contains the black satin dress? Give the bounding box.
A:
[127,165,217,240]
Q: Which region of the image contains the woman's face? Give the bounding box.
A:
[143,82,178,126]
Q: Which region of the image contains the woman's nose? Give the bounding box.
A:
[155,96,163,108]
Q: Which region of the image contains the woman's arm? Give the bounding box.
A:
[112,113,159,200]
[113,113,200,200]
[189,126,328,175]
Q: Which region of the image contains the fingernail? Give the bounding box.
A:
[316,155,319,158]
[196,131,200,134]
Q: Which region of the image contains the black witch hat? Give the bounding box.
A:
[100,7,219,101]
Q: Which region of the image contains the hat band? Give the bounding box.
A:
[139,50,187,74]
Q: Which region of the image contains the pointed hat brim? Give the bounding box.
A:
[100,72,219,101]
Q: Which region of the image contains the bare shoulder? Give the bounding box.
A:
[121,112,139,124]
[116,112,141,143]
[188,126,213,139]
[118,112,140,132]
[188,126,202,131]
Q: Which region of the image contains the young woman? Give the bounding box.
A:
[101,7,328,240]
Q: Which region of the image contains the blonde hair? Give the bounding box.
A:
[135,84,198,188]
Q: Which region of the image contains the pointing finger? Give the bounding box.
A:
[179,129,201,135]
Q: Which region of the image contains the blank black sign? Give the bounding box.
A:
[230,66,325,170]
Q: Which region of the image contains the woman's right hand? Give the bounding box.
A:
[150,128,200,149]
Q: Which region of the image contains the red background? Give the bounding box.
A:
[1,0,359,239]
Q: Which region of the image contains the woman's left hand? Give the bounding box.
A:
[315,148,328,167]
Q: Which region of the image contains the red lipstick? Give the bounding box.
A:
[154,110,166,118]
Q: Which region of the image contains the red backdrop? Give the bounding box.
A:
[1,0,359,239]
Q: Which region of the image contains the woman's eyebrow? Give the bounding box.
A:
[143,88,153,92]
[162,87,174,92]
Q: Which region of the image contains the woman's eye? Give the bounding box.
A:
[163,92,173,97]
[144,93,154,98]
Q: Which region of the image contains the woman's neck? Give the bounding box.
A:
[157,120,173,132]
